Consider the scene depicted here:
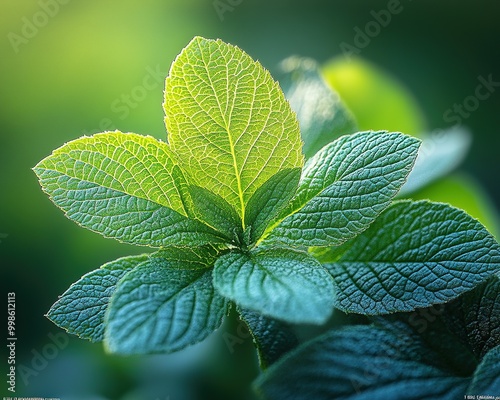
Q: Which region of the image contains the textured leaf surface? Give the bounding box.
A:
[188,185,242,244]
[238,307,298,369]
[152,245,222,270]
[443,275,500,358]
[47,255,148,342]
[467,345,500,394]
[255,324,469,400]
[244,168,300,246]
[165,36,304,219]
[324,201,500,315]
[278,56,357,158]
[269,131,419,247]
[372,313,478,378]
[105,255,228,354]
[213,248,335,324]
[409,174,500,241]
[34,132,223,247]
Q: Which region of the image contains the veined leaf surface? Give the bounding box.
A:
[34,131,223,247]
[165,36,304,221]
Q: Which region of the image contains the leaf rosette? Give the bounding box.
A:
[35,37,500,361]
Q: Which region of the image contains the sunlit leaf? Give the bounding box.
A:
[165,36,304,219]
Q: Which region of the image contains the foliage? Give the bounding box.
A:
[34,36,500,398]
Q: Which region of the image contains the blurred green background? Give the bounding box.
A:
[1,1,499,398]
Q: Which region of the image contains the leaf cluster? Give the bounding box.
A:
[34,37,500,398]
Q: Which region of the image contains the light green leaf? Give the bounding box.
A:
[47,254,149,342]
[268,131,419,247]
[255,324,470,400]
[164,36,304,220]
[324,200,500,315]
[34,131,224,247]
[238,307,298,370]
[213,248,335,324]
[278,56,357,158]
[105,255,228,354]
[244,168,301,246]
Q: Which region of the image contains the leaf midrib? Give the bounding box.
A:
[115,270,209,344]
[198,40,246,225]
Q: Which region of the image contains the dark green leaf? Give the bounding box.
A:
[467,345,500,394]
[238,307,298,369]
[373,313,477,377]
[255,324,469,400]
[442,275,500,358]
[47,254,149,342]
[325,200,500,314]
[105,255,228,354]
[407,174,500,240]
[188,185,242,244]
[244,168,301,246]
[213,248,335,324]
[269,131,419,247]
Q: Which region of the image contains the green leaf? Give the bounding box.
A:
[213,248,335,324]
[373,312,477,377]
[409,173,500,239]
[322,56,427,137]
[47,254,149,342]
[278,56,357,158]
[324,200,500,315]
[152,244,223,270]
[188,185,242,244]
[238,307,298,370]
[244,168,301,246]
[164,36,304,220]
[399,127,471,195]
[467,345,500,394]
[268,131,419,247]
[34,131,224,247]
[255,324,469,400]
[105,254,228,354]
[442,275,500,358]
